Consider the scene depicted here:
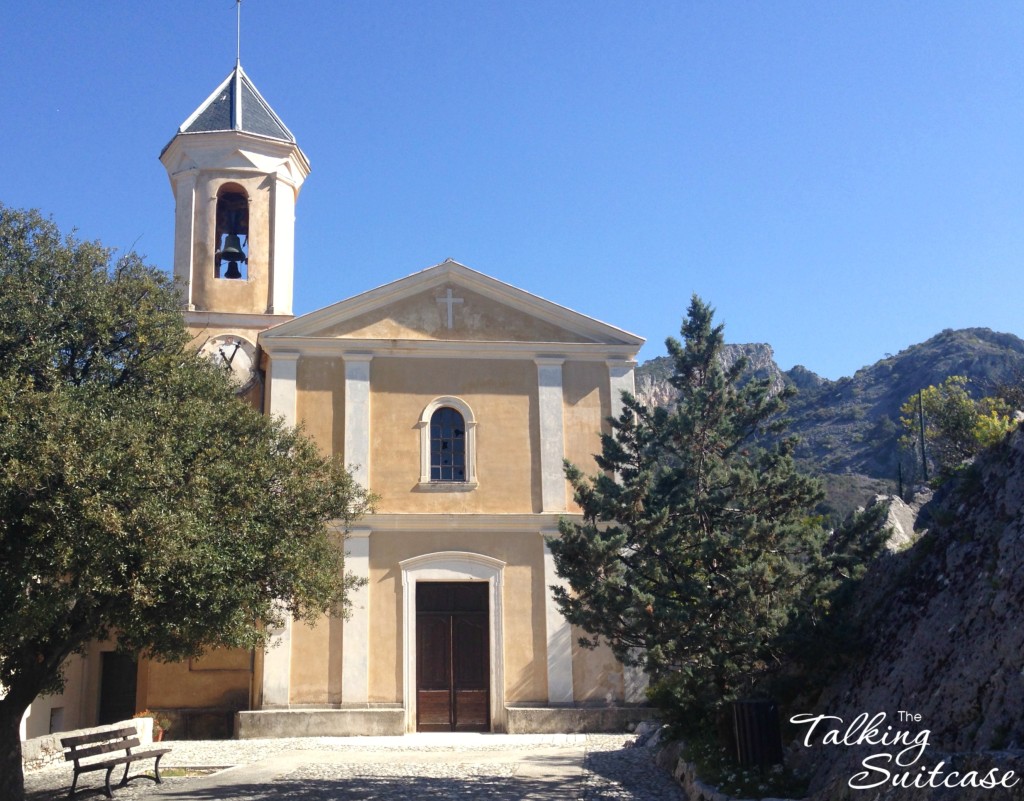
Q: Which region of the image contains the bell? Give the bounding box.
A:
[216,234,247,279]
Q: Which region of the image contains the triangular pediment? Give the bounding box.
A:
[262,261,644,347]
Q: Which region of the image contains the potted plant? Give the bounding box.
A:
[133,709,172,741]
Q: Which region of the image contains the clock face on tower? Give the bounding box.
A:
[198,334,258,391]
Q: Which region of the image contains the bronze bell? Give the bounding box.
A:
[217,234,247,279]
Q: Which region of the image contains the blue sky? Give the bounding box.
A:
[3,2,1021,379]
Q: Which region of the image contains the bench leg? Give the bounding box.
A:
[103,766,116,799]
[154,752,166,784]
[68,768,80,797]
[118,760,131,787]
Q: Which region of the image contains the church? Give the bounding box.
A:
[22,61,648,740]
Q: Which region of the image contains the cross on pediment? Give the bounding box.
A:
[437,288,464,330]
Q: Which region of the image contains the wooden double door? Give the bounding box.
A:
[416,582,490,732]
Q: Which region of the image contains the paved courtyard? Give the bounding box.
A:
[25,733,685,800]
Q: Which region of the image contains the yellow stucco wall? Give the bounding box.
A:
[366,530,548,705]
[571,626,625,704]
[289,615,345,705]
[296,357,346,457]
[562,361,610,514]
[140,648,251,711]
[360,358,541,513]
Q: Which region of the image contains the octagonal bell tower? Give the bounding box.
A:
[160,62,309,327]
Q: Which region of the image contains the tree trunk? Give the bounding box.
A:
[0,700,28,801]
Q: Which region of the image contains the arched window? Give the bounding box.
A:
[214,184,249,280]
[417,396,478,489]
[430,407,466,481]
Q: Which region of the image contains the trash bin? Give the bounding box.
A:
[732,698,784,768]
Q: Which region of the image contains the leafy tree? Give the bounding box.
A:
[549,296,862,740]
[0,207,372,799]
[900,375,1017,481]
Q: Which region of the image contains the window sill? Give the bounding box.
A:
[415,480,479,493]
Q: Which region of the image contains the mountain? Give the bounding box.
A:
[634,328,1024,514]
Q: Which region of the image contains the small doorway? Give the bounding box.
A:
[416,582,489,732]
[98,652,138,725]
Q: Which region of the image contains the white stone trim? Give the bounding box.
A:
[341,528,371,705]
[263,349,300,707]
[399,551,506,732]
[191,310,295,330]
[261,601,293,708]
[416,396,478,487]
[363,513,575,532]
[268,175,295,315]
[536,358,566,512]
[606,359,636,422]
[171,171,197,310]
[541,530,574,704]
[344,355,373,490]
[260,337,638,362]
[268,352,299,426]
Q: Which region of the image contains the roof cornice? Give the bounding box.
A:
[261,259,645,348]
[258,336,639,363]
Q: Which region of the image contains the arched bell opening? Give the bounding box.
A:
[214,184,249,280]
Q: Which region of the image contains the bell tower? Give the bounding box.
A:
[160,62,309,327]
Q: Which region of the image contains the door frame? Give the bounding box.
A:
[400,551,505,733]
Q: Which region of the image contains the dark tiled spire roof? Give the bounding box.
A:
[177,62,294,142]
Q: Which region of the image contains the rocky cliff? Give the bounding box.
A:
[634,343,786,409]
[794,429,1024,800]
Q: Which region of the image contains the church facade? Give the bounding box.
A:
[22,63,648,740]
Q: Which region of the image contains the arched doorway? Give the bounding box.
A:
[400,552,505,733]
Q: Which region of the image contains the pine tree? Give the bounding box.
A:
[549,296,832,734]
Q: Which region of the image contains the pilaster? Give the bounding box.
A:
[606,359,636,422]
[541,530,574,704]
[268,176,296,315]
[261,603,293,708]
[341,528,371,704]
[344,354,373,489]
[268,352,299,425]
[536,358,566,513]
[171,170,197,310]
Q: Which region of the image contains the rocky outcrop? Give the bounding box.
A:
[634,343,786,409]
[793,429,1024,800]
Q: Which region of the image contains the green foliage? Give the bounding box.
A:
[682,730,809,800]
[900,376,1017,481]
[0,206,372,719]
[549,296,877,738]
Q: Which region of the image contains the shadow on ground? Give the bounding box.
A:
[28,745,684,801]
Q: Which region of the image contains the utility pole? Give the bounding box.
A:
[918,391,928,483]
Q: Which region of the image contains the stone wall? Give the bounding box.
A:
[21,717,153,772]
[655,741,801,801]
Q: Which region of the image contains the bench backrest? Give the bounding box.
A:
[61,727,140,762]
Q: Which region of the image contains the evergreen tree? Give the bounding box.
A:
[549,296,838,735]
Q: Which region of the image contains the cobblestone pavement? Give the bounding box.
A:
[25,734,685,800]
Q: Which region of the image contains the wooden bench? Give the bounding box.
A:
[60,725,172,798]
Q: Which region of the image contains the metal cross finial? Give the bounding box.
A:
[236,0,242,67]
